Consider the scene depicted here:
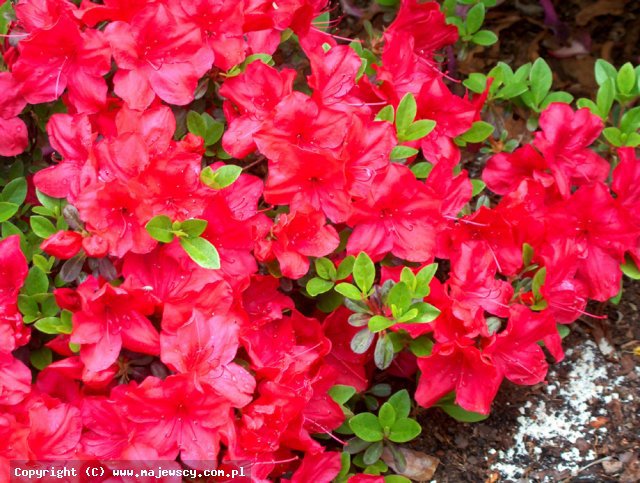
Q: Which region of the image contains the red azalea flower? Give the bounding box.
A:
[161,310,256,408]
[105,3,213,109]
[13,15,111,112]
[347,164,442,262]
[70,276,160,372]
[256,206,340,279]
[0,72,28,157]
[0,353,31,406]
[40,231,83,259]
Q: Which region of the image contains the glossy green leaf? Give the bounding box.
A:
[307,277,334,296]
[349,413,384,442]
[1,177,27,205]
[378,402,396,429]
[472,29,497,46]
[30,216,57,239]
[388,390,411,419]
[395,93,417,131]
[0,202,19,222]
[200,165,242,190]
[353,252,375,293]
[179,219,208,238]
[388,418,421,443]
[179,237,221,269]
[329,385,357,405]
[390,145,419,160]
[315,257,336,280]
[145,215,174,243]
[368,315,395,333]
[336,282,364,300]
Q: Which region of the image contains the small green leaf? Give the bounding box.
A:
[401,120,436,141]
[441,402,489,422]
[315,257,337,280]
[387,281,411,313]
[369,383,392,397]
[595,59,617,85]
[329,385,357,405]
[409,336,434,356]
[363,441,384,465]
[145,215,175,243]
[353,252,375,293]
[458,121,494,143]
[368,315,395,332]
[201,165,242,190]
[351,328,375,354]
[388,390,411,419]
[186,111,207,138]
[471,30,497,46]
[388,418,421,443]
[200,113,224,146]
[375,105,395,123]
[390,145,419,160]
[35,316,71,335]
[349,413,384,442]
[373,335,394,369]
[378,402,397,429]
[471,179,486,196]
[532,267,546,299]
[522,243,534,267]
[1,177,27,205]
[463,73,488,93]
[348,313,371,327]
[415,262,437,294]
[465,3,485,34]
[307,277,334,296]
[24,267,48,296]
[179,237,221,269]
[345,437,372,454]
[30,216,57,239]
[603,127,624,146]
[337,255,355,279]
[179,219,208,238]
[30,347,53,370]
[621,254,640,280]
[557,323,570,339]
[411,162,433,179]
[395,93,417,131]
[530,58,553,106]
[336,282,364,300]
[620,106,640,133]
[0,202,19,222]
[540,91,574,109]
[616,62,636,95]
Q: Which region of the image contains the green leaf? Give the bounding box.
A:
[363,441,383,466]
[375,105,395,123]
[24,267,48,296]
[35,190,64,213]
[540,91,574,109]
[345,437,372,454]
[35,316,71,335]
[603,127,624,146]
[353,252,375,293]
[349,313,371,327]
[388,390,411,419]
[557,324,570,339]
[186,111,207,138]
[385,474,411,483]
[378,402,397,429]
[621,254,640,280]
[471,179,486,196]
[411,162,433,179]
[145,215,175,243]
[595,79,616,119]
[373,335,394,370]
[0,202,19,222]
[532,267,546,299]
[1,177,27,205]
[395,93,417,131]
[200,113,224,146]
[409,336,434,356]
[368,315,395,333]
[351,328,375,354]
[349,413,384,442]
[616,62,636,95]
[200,165,242,190]
[595,59,616,85]
[390,145,419,160]
[529,58,553,106]
[315,257,336,280]
[337,255,355,279]
[369,383,392,397]
[387,281,411,314]
[472,30,497,46]
[336,282,364,300]
[522,242,534,267]
[30,347,53,370]
[329,385,357,405]
[415,263,437,296]
[441,401,489,422]
[307,277,334,296]
[411,302,441,322]
[620,106,640,133]
[463,73,488,93]
[30,216,57,239]
[465,3,485,34]
[179,237,221,269]
[179,219,208,238]
[458,121,494,143]
[18,295,39,317]
[0,1,14,36]
[401,120,436,141]
[388,418,421,443]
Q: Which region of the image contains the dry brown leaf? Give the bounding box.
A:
[381,447,440,482]
[575,0,628,26]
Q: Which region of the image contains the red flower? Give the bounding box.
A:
[13,15,111,112]
[40,231,83,259]
[416,339,502,415]
[256,206,340,279]
[0,353,31,406]
[70,277,160,372]
[0,72,28,157]
[105,3,213,109]
[347,164,442,262]
[161,310,256,407]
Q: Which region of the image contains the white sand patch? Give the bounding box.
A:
[491,341,609,480]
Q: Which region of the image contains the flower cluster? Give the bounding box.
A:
[1,0,639,481]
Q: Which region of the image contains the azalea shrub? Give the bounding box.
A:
[1,0,640,481]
